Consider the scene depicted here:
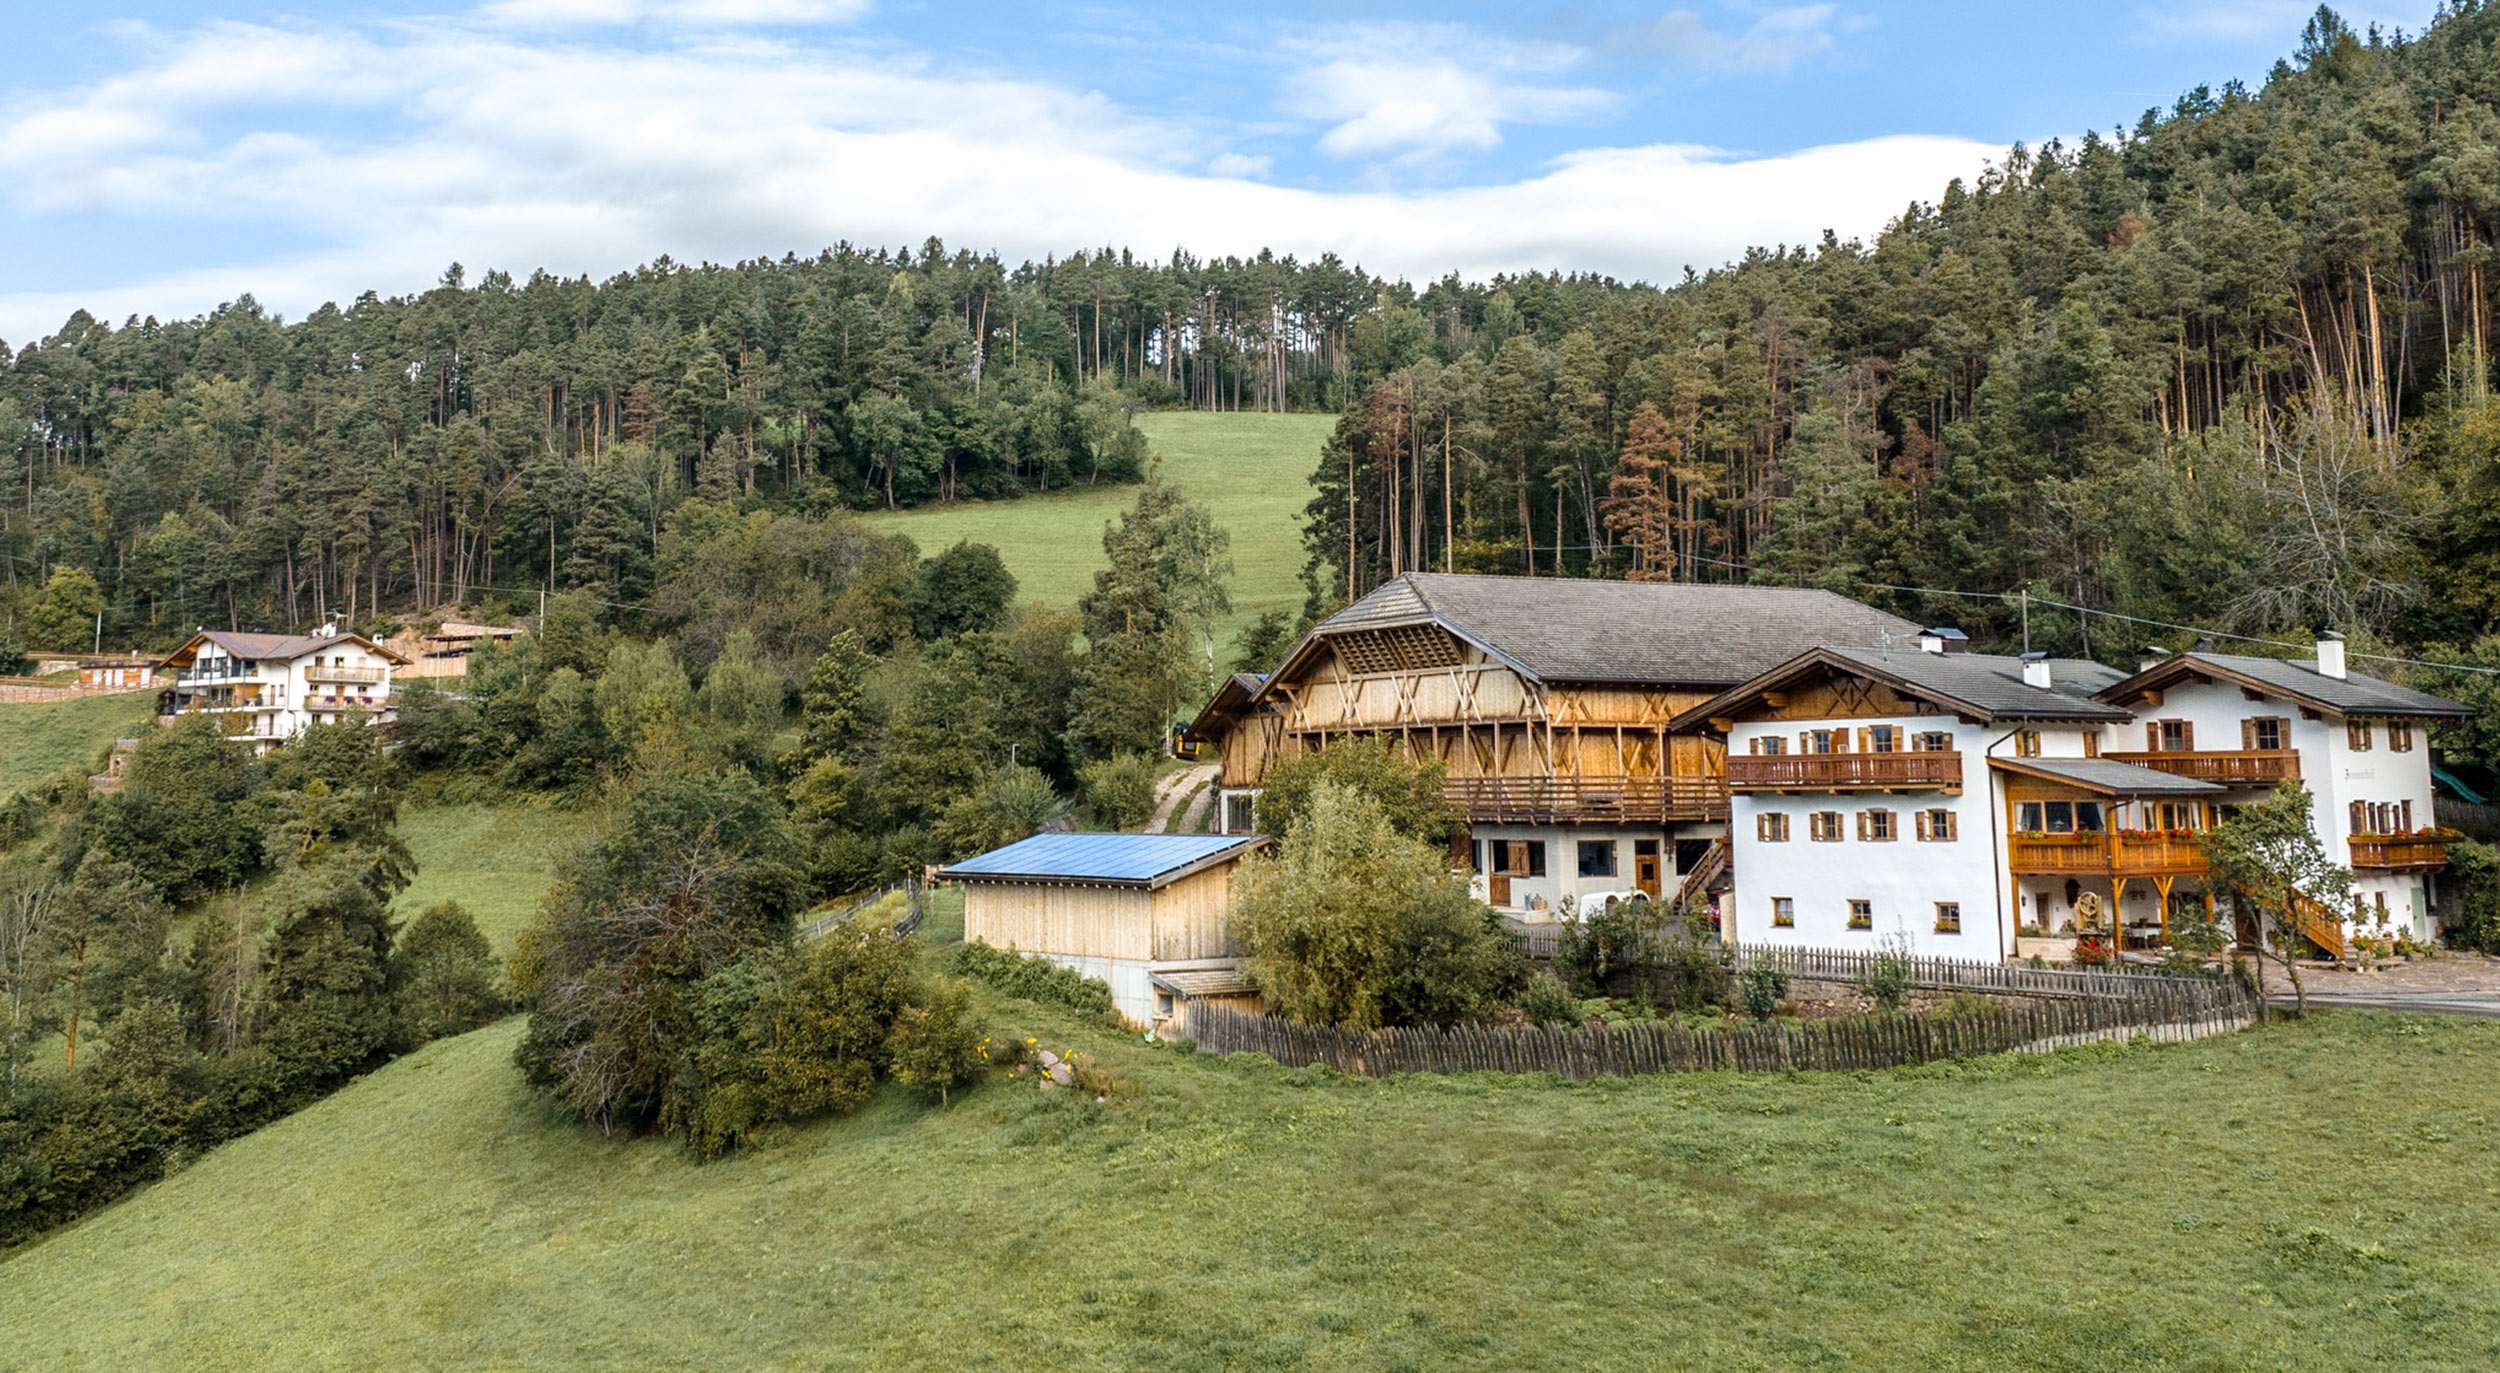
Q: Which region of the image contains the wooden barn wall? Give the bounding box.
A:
[1150,862,1242,961]
[964,883,1152,960]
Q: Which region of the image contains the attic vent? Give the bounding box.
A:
[1330,626,1463,675]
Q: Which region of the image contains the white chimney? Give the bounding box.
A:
[1915,627,1968,656]
[2020,652,2053,689]
[2317,632,2347,681]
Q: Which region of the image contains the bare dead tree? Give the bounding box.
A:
[2228,398,2420,634]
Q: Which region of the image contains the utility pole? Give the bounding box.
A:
[2019,591,2029,656]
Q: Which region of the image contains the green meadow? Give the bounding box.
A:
[0,692,152,797]
[3,986,2492,1371]
[865,410,1332,652]
[391,801,594,955]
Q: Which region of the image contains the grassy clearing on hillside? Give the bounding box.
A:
[392,802,592,955]
[864,411,1330,654]
[0,693,151,796]
[4,990,2493,1371]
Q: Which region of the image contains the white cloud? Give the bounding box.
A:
[1284,24,1616,163]
[1207,151,1272,179]
[1630,5,1841,74]
[0,12,1995,341]
[480,0,870,26]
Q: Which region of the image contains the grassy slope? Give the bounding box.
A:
[0,693,152,796]
[863,411,1331,652]
[392,802,594,955]
[4,1002,2494,1371]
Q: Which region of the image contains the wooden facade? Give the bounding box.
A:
[961,863,1245,965]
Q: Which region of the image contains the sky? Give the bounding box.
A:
[0,0,2446,344]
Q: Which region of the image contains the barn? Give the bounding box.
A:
[936,833,1270,1030]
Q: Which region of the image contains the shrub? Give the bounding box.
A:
[1740,966,1790,1020]
[1253,737,1457,846]
[1859,939,1915,1012]
[1077,753,1159,831]
[949,940,1117,1019]
[388,901,507,1051]
[1518,970,1579,1026]
[888,977,984,1105]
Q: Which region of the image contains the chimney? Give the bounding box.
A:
[2138,645,2169,674]
[1915,627,1969,656]
[2019,651,2053,690]
[2317,631,2347,681]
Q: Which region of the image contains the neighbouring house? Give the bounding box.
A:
[155,626,411,754]
[74,656,158,691]
[1682,629,2471,961]
[380,620,527,679]
[935,832,1270,1030]
[1180,572,1920,920]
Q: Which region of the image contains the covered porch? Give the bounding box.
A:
[1994,755,2230,961]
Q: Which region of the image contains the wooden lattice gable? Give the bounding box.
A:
[1672,649,1987,734]
[1322,622,1467,676]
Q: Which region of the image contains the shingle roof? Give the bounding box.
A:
[1818,648,2136,722]
[1987,756,2227,796]
[1313,573,1925,686]
[164,629,411,667]
[2101,652,2473,719]
[936,833,1267,888]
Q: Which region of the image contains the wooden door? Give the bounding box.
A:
[1490,874,1512,906]
[1633,840,1661,899]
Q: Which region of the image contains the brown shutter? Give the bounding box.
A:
[2403,799,2414,831]
[1507,840,1529,875]
[1857,726,1871,754]
[1942,810,1957,840]
[1798,730,1810,754]
[2180,721,2194,751]
[2348,802,2365,836]
[2146,722,2159,751]
[1915,811,1931,841]
[1855,811,1867,841]
[2240,719,2253,749]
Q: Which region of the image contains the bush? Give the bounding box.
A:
[1740,966,1790,1020]
[388,901,507,1051]
[1558,898,1729,1011]
[1859,940,1915,1012]
[887,977,984,1105]
[1517,970,1579,1026]
[1077,754,1159,831]
[949,940,1118,1019]
[1253,737,1457,847]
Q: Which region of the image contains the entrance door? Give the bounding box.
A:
[1490,874,1512,906]
[1633,840,1661,899]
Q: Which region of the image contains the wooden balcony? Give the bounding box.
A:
[1443,774,1727,825]
[2349,834,2453,873]
[305,664,387,684]
[2101,749,2299,786]
[1725,751,1961,793]
[2008,832,2209,877]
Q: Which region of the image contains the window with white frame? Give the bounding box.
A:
[1771,897,1795,928]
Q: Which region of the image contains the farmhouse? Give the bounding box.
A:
[1682,630,2471,961]
[1183,572,1920,918]
[936,832,1270,1029]
[155,626,410,754]
[379,620,527,679]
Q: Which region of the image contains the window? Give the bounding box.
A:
[1934,902,1962,934]
[1857,809,1897,842]
[1156,991,1175,1017]
[1916,808,1958,841]
[1864,725,1898,753]
[1912,730,1953,753]
[2017,801,2103,834]
[1749,735,1788,756]
[2347,719,2374,751]
[1577,841,1617,878]
[1223,793,1257,835]
[1809,811,1844,842]
[2353,800,2417,836]
[2014,729,2043,757]
[1495,841,1546,877]
[2150,801,2198,832]
[1771,897,1795,928]
[1805,729,1839,754]
[1847,899,1873,930]
[2389,721,2414,753]
[1757,813,1791,843]
[2150,720,2193,752]
[2245,717,2286,752]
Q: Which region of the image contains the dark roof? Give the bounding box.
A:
[1674,646,2134,730]
[161,629,410,668]
[1182,673,1269,741]
[1988,756,2227,797]
[1305,573,1924,686]
[2098,652,2473,719]
[936,833,1267,888]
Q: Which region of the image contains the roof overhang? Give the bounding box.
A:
[1987,756,2229,797]
[1669,647,1989,733]
[2094,653,2473,719]
[936,835,1271,890]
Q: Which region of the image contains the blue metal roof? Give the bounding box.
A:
[937,832,1265,887]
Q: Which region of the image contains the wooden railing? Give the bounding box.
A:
[1725,750,1962,792]
[2348,834,2453,872]
[304,664,387,684]
[2007,831,2209,876]
[1442,774,1727,823]
[2287,890,2349,961]
[2102,749,2299,785]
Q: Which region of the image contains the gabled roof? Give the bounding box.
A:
[159,630,412,669]
[1280,573,1924,688]
[1672,646,2135,731]
[1182,673,1269,742]
[1988,756,2227,797]
[2097,652,2471,719]
[936,833,1269,889]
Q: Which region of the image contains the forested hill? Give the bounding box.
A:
[4,5,2500,674]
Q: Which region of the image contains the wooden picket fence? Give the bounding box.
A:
[796,878,924,941]
[1728,942,2179,1001]
[1184,973,2257,1080]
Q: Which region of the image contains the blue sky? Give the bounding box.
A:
[0,0,2440,342]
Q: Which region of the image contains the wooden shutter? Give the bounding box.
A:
[1856,726,1871,754]
[1915,810,1931,841]
[1798,730,1810,754]
[2146,722,2160,751]
[2348,802,2365,836]
[2180,721,2194,751]
[1855,811,1868,841]
[2402,800,2414,831]
[2240,719,2253,749]
[1940,810,1957,841]
[1506,840,1529,876]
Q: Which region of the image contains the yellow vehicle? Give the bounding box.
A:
[1168,721,1209,761]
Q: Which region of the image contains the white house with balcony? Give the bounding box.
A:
[156,627,410,753]
[1681,629,2472,963]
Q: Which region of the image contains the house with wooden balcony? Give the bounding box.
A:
[2092,636,2473,952]
[1678,631,2206,959]
[155,626,411,754]
[1181,572,1920,917]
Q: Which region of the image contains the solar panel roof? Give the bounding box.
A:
[936,833,1266,887]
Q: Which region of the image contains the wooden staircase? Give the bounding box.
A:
[2286,890,2347,961]
[1673,837,1731,913]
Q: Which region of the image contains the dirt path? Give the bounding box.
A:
[1146,764,1216,833]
